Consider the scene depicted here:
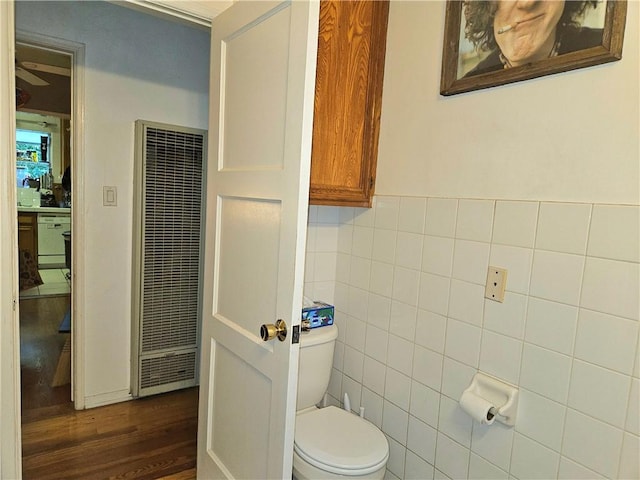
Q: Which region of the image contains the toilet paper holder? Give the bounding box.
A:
[462,372,519,426]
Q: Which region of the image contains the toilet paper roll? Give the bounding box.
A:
[459,390,496,425]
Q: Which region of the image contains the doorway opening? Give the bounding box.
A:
[15,39,75,421]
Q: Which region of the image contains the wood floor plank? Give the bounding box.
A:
[158,467,196,480]
[21,296,198,480]
[22,388,198,479]
[20,295,72,412]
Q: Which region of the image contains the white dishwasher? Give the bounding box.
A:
[37,213,71,268]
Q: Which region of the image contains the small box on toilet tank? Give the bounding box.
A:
[302,302,334,329]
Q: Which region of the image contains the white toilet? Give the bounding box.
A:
[293,325,389,479]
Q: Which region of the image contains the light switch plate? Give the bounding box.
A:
[485,266,507,302]
[103,186,117,206]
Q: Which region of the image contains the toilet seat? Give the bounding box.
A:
[294,406,389,476]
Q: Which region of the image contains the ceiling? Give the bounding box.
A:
[114,0,233,28]
[15,44,71,116]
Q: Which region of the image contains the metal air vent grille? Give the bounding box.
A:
[141,127,203,352]
[140,351,197,389]
[132,121,207,397]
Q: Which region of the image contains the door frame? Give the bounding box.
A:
[1,1,22,477]
[15,30,87,411]
[1,16,87,474]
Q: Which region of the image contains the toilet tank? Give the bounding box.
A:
[297,324,338,410]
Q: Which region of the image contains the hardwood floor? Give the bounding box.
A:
[21,388,198,480]
[20,295,72,418]
[20,296,198,479]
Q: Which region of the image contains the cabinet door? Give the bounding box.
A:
[18,213,37,259]
[309,0,389,207]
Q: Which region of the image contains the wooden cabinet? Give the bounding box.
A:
[18,213,38,260]
[309,0,389,208]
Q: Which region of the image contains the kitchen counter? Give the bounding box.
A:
[18,206,71,214]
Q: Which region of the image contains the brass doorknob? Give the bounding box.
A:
[260,319,287,342]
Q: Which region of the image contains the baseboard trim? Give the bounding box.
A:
[84,389,132,409]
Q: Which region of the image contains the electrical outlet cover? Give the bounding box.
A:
[485,267,507,302]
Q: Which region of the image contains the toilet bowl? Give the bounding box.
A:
[293,324,389,479]
[293,406,388,479]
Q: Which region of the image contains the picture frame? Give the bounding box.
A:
[440,0,627,96]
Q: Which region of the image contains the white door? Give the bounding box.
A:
[197,1,319,479]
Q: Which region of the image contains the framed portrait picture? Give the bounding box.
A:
[440,0,627,96]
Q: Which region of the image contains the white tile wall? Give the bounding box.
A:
[410,380,441,428]
[306,197,640,480]
[390,300,417,341]
[456,200,494,242]
[363,356,386,396]
[626,378,640,435]
[587,205,640,263]
[392,268,420,307]
[375,196,401,230]
[445,319,482,368]
[405,449,435,480]
[398,197,427,234]
[385,367,412,411]
[510,433,560,479]
[478,331,522,384]
[407,415,438,464]
[422,235,454,276]
[619,432,640,479]
[396,232,423,270]
[452,240,491,285]
[468,453,508,480]
[567,360,631,428]
[438,395,473,448]
[488,244,533,294]
[562,409,624,478]
[558,457,605,480]
[530,250,585,305]
[370,261,394,298]
[387,437,406,479]
[574,309,639,375]
[525,298,578,355]
[441,357,476,401]
[387,334,414,376]
[418,272,451,316]
[383,399,409,444]
[362,387,384,427]
[413,345,444,391]
[415,309,447,353]
[448,280,485,327]
[373,228,398,264]
[581,257,640,321]
[368,293,392,331]
[483,292,527,339]
[516,389,566,451]
[435,432,470,479]
[520,343,571,403]
[470,422,514,472]
[536,202,592,255]
[492,201,538,248]
[425,198,458,238]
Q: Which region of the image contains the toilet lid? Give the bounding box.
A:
[294,406,389,476]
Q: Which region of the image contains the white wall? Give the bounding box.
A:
[376,1,639,205]
[305,1,639,479]
[16,1,210,405]
[307,197,639,480]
